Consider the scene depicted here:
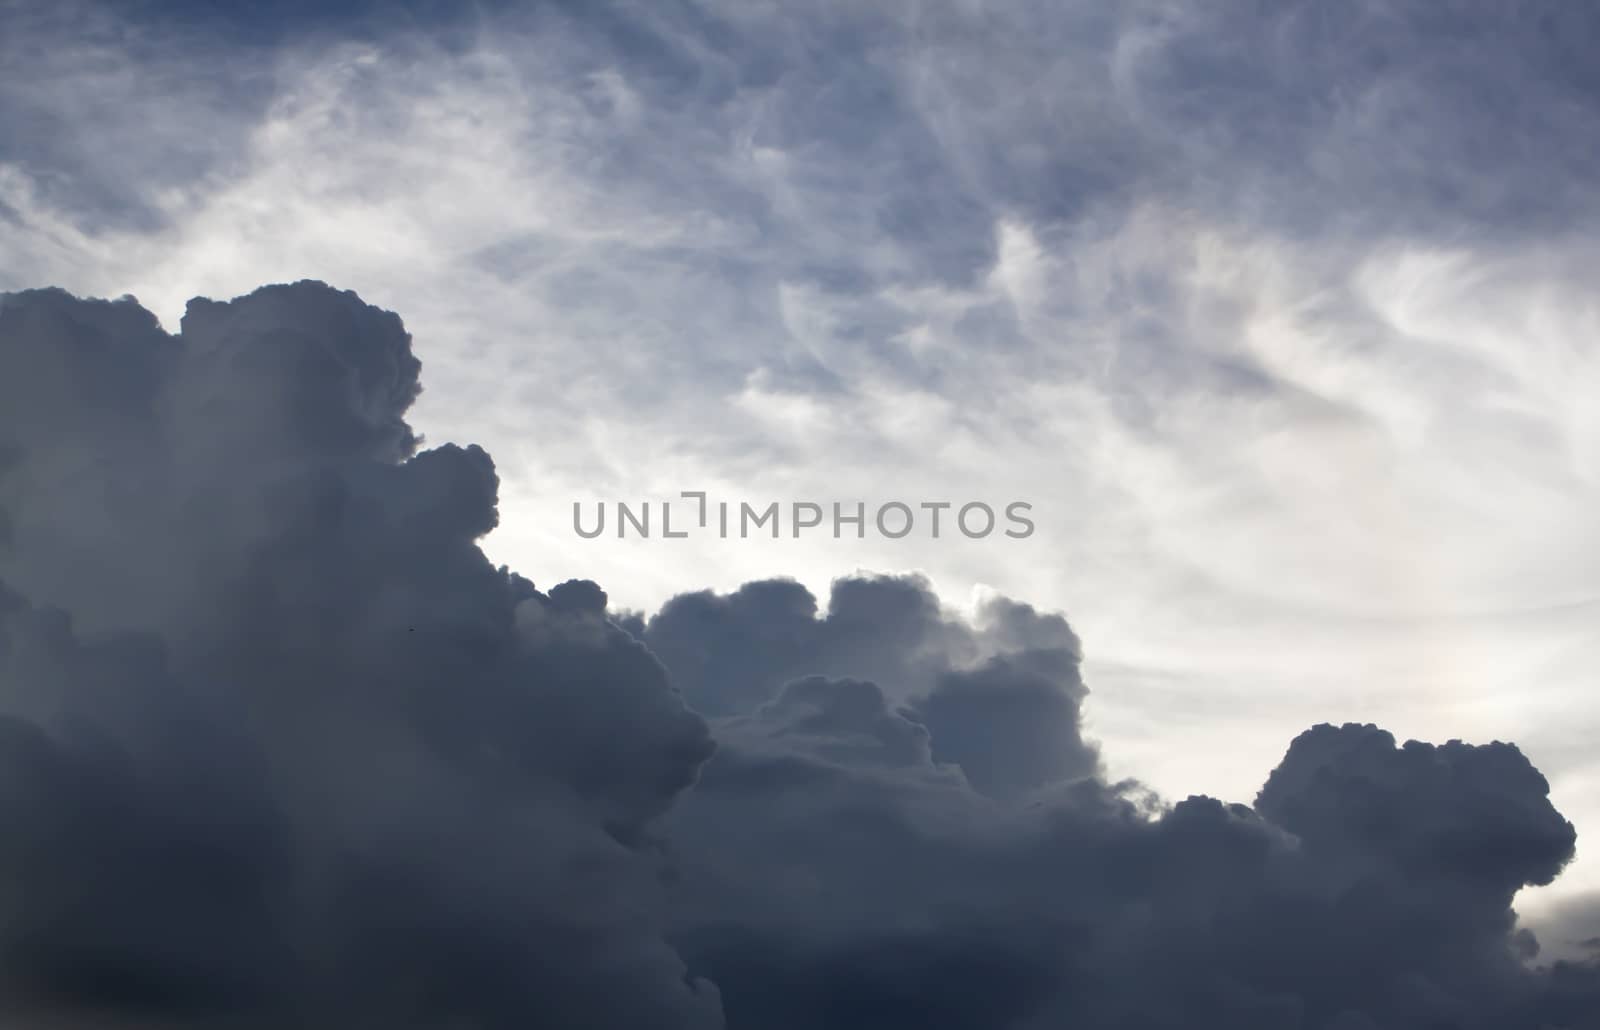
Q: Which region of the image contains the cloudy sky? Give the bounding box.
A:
[3,1,1600,1026]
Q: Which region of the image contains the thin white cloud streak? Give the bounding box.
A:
[1,8,1597,926]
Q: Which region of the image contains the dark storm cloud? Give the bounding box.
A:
[3,281,1599,1028]
[669,703,1596,1029]
[632,573,1598,1028]
[0,283,720,1028]
[0,582,291,1019]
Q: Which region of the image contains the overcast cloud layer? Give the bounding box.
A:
[2,0,1599,1023]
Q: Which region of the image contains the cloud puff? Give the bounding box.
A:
[672,695,1592,1028]
[635,575,1098,800]
[643,571,1597,1027]
[1,282,1597,1029]
[0,282,720,1028]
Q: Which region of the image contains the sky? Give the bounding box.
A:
[2,1,1600,1027]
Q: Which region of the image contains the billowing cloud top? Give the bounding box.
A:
[1,281,1597,1028]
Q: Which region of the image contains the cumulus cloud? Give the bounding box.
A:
[1,281,1597,1028]
[636,575,1098,798]
[0,283,720,1028]
[645,570,1598,1026]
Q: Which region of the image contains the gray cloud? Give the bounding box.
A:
[3,282,1597,1027]
[637,575,1098,798]
[0,282,720,1028]
[630,562,1598,1028]
[670,696,1594,1028]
